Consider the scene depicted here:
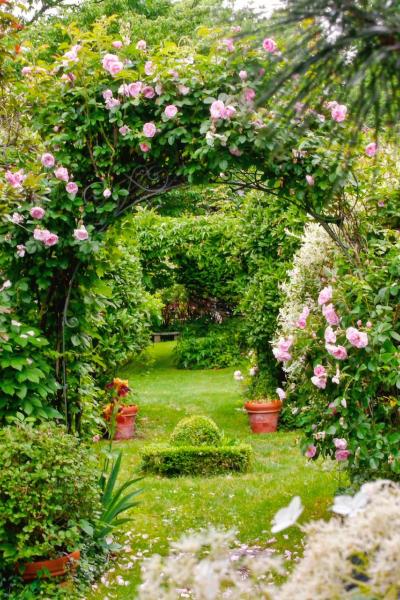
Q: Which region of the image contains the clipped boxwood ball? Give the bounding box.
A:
[170,415,222,447]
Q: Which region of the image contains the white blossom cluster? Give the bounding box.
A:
[138,480,400,600]
[274,222,337,379]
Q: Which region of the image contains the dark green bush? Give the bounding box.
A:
[170,416,222,447]
[140,445,252,477]
[174,320,245,369]
[0,423,101,564]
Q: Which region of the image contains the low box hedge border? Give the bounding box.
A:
[140,444,253,477]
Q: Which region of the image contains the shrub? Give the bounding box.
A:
[140,445,252,477]
[0,423,101,564]
[174,320,245,369]
[170,415,222,447]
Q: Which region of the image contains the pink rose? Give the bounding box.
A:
[335,449,350,462]
[239,70,247,80]
[318,285,332,305]
[178,84,190,95]
[30,206,45,220]
[102,89,113,100]
[223,38,234,52]
[103,188,112,198]
[11,212,24,224]
[322,303,340,326]
[346,327,368,349]
[326,344,348,360]
[365,142,377,157]
[119,125,130,136]
[366,321,372,328]
[136,40,146,50]
[210,100,225,119]
[142,85,155,99]
[229,147,242,157]
[112,41,123,49]
[43,232,59,247]
[41,153,55,168]
[54,166,69,182]
[333,438,347,450]
[164,104,178,119]
[311,376,327,389]
[16,244,26,257]
[305,444,317,458]
[92,434,101,442]
[222,105,236,119]
[128,81,142,97]
[244,88,256,103]
[273,337,293,363]
[262,38,277,53]
[5,170,25,188]
[324,326,337,344]
[102,54,124,76]
[143,122,156,138]
[144,61,154,76]
[105,97,120,110]
[118,84,129,96]
[296,306,310,329]
[314,365,327,378]
[139,142,150,153]
[21,66,32,76]
[73,225,89,241]
[331,104,347,122]
[33,228,47,241]
[168,69,179,79]
[66,182,78,195]
[276,387,286,401]
[306,175,314,186]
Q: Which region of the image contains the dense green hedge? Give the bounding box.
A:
[141,445,252,477]
[170,416,222,447]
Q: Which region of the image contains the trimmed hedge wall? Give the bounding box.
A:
[141,444,252,477]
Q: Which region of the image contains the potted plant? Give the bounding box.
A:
[234,366,285,434]
[103,377,139,440]
[0,423,100,581]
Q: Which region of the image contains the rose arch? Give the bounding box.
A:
[1,20,355,429]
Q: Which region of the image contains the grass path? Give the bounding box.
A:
[88,342,339,599]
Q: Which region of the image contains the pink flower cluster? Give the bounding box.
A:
[346,326,368,349]
[311,364,327,389]
[34,228,59,247]
[5,170,25,189]
[210,100,236,120]
[333,438,350,461]
[102,54,124,76]
[273,336,293,363]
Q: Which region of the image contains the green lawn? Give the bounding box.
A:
[88,342,339,598]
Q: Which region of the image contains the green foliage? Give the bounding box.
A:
[170,415,222,447]
[91,225,162,378]
[174,319,245,369]
[0,287,58,421]
[96,449,142,544]
[141,444,252,477]
[0,422,101,564]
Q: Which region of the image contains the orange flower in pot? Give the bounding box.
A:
[234,366,285,434]
[103,377,139,440]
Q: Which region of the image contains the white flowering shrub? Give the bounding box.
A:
[139,480,400,600]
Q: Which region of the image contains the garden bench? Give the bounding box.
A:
[152,331,180,342]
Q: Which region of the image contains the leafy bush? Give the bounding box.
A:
[141,445,252,477]
[170,415,222,447]
[0,423,101,564]
[174,320,245,369]
[275,228,400,482]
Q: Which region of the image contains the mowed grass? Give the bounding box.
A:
[88,342,339,599]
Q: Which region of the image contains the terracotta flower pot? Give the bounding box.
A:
[244,400,282,434]
[114,405,139,440]
[18,550,80,582]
